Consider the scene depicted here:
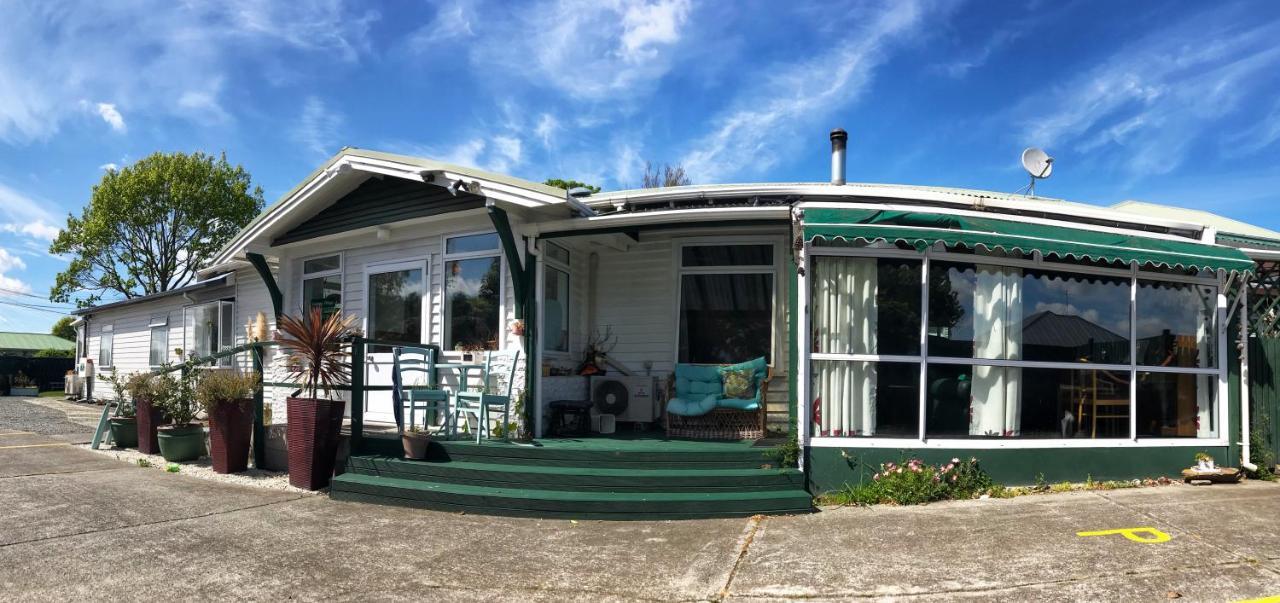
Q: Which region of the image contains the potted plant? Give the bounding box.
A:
[130,371,164,454]
[195,369,260,474]
[275,307,358,490]
[103,372,138,448]
[402,423,430,459]
[1194,452,1216,471]
[10,371,38,397]
[154,353,205,462]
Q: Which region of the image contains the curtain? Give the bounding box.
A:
[1195,304,1214,437]
[970,265,1022,436]
[813,257,877,436]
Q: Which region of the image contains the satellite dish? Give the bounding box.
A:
[1020,147,1053,196]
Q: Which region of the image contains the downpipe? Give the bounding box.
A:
[1238,287,1258,472]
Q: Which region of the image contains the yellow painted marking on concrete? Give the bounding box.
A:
[0,443,69,450]
[1077,527,1171,543]
[1237,597,1280,603]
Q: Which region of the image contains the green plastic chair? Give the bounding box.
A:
[454,349,521,442]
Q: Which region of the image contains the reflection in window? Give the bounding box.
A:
[811,257,920,356]
[369,269,423,344]
[925,365,1130,439]
[185,301,234,367]
[678,273,773,364]
[302,275,342,320]
[1137,372,1216,438]
[813,360,918,437]
[1136,281,1217,369]
[544,265,570,353]
[446,257,500,350]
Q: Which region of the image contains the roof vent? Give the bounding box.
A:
[830,128,848,185]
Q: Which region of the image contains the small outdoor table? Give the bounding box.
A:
[549,399,593,437]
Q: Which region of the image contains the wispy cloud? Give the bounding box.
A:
[407,0,476,50]
[292,96,344,159]
[680,0,943,182]
[0,247,31,294]
[1,221,60,242]
[0,1,376,143]
[933,29,1020,79]
[1012,8,1280,177]
[0,180,56,225]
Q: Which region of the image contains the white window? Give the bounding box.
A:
[98,323,114,368]
[366,260,427,348]
[677,243,776,364]
[185,300,235,367]
[301,254,342,320]
[444,232,502,351]
[807,248,1225,446]
[149,313,169,367]
[543,242,571,354]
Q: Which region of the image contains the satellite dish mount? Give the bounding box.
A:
[1019,147,1054,197]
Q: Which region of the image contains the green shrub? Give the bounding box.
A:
[832,457,996,506]
[194,370,259,414]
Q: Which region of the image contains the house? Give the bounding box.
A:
[69,131,1280,516]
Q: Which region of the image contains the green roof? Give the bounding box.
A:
[804,208,1255,274]
[0,332,75,352]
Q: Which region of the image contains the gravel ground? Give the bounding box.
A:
[0,396,97,436]
[78,444,321,495]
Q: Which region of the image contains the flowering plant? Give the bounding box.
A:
[856,457,994,505]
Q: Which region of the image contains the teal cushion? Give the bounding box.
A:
[674,364,724,399]
[716,397,760,411]
[666,394,719,417]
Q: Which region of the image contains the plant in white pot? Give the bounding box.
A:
[1194,452,1216,472]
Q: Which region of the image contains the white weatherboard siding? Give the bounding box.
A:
[590,227,792,429]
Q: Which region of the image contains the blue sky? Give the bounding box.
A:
[2,0,1280,333]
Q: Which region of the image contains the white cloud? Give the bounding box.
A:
[1013,10,1280,177]
[95,102,126,132]
[0,1,377,142]
[291,96,344,159]
[933,29,1020,79]
[534,113,559,149]
[0,248,31,295]
[407,0,476,50]
[0,248,25,273]
[680,0,937,182]
[0,273,32,295]
[0,181,56,225]
[473,0,692,102]
[490,135,523,172]
[1,221,60,242]
[99,163,119,172]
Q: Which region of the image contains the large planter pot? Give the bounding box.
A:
[286,397,345,490]
[108,417,138,448]
[208,400,254,474]
[134,397,165,455]
[157,424,205,462]
[402,431,431,459]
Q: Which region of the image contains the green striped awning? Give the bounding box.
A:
[803,208,1255,275]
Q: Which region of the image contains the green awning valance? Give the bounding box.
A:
[803,208,1255,275]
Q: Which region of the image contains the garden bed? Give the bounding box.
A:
[78,444,320,495]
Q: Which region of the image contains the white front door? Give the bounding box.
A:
[363,258,429,425]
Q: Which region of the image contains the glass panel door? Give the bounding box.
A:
[364,260,427,425]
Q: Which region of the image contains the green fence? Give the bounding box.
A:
[1250,337,1280,468]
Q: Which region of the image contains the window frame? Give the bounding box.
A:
[801,245,1228,449]
[362,257,430,349]
[98,323,114,369]
[442,230,505,351]
[672,237,783,367]
[183,300,235,367]
[148,313,169,368]
[299,252,344,318]
[541,241,571,357]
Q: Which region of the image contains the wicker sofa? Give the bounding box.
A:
[664,358,770,440]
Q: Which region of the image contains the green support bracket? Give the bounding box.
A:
[488,205,529,319]
[246,252,283,319]
[252,344,266,468]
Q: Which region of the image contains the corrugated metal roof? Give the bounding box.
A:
[0,332,75,351]
[1111,200,1280,243]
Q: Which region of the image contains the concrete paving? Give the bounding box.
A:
[3,415,1280,600]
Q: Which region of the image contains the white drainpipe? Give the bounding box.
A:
[1240,286,1258,471]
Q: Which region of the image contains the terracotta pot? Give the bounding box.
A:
[401,431,431,459]
[208,400,254,474]
[134,397,166,455]
[286,397,345,490]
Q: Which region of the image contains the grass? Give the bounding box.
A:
[37,391,65,398]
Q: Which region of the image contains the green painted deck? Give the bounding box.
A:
[330,435,813,519]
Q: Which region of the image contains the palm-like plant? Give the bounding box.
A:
[274,307,358,401]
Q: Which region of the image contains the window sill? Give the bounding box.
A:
[806,436,1229,449]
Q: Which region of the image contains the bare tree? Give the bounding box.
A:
[641,162,692,188]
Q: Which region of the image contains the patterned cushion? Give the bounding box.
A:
[721,369,754,399]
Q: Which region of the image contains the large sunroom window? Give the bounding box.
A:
[809,253,1222,442]
[678,243,775,364]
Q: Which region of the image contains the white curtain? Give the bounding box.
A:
[813,257,877,436]
[970,265,1022,437]
[1195,302,1214,437]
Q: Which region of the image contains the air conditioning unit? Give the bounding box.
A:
[589,375,659,424]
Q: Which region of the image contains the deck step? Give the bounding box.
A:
[345,455,804,492]
[358,437,781,469]
[329,472,813,520]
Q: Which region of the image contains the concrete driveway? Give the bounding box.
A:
[3,398,1280,601]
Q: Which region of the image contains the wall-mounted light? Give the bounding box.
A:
[376,226,392,241]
